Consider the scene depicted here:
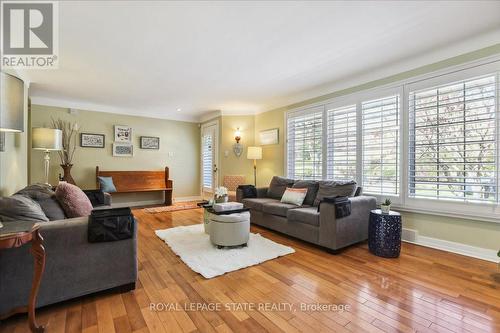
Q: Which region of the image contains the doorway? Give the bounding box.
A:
[200,121,219,199]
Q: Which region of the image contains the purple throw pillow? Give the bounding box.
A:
[55,182,93,218]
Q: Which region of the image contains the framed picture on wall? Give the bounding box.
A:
[80,133,105,148]
[113,143,134,157]
[259,128,279,145]
[114,125,132,143]
[140,136,160,149]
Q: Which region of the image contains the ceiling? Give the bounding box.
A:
[15,1,500,122]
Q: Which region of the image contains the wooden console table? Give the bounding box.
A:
[0,221,46,332]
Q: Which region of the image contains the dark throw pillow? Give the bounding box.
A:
[314,180,357,206]
[267,176,295,199]
[0,195,49,222]
[16,184,66,220]
[292,180,319,206]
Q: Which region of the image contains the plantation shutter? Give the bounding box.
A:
[326,104,357,180]
[362,95,400,195]
[287,106,324,180]
[408,74,497,202]
[202,133,213,189]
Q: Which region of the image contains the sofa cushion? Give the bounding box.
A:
[313,180,357,206]
[262,202,301,217]
[16,184,66,220]
[267,176,295,199]
[16,183,53,200]
[242,198,279,211]
[287,207,320,227]
[0,195,49,222]
[55,182,94,218]
[292,180,319,206]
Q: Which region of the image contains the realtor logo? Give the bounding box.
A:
[1,1,59,68]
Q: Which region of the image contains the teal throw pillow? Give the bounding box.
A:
[98,176,117,193]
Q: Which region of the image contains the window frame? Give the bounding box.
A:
[402,64,500,221]
[285,105,325,180]
[284,55,500,223]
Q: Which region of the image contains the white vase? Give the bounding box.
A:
[380,205,391,214]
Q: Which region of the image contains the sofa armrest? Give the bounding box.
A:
[318,196,376,250]
[103,192,112,206]
[0,217,137,316]
[236,188,245,202]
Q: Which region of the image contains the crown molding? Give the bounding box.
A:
[30,96,199,123]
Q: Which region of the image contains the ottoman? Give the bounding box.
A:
[209,211,250,248]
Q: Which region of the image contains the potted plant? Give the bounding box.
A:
[380,198,392,214]
[52,118,79,185]
[214,186,228,203]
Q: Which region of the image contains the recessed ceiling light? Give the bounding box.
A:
[176,108,182,112]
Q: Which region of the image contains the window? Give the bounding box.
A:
[409,75,497,202]
[362,95,400,195]
[327,104,357,180]
[284,59,500,220]
[287,107,323,179]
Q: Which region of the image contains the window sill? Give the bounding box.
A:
[392,204,500,224]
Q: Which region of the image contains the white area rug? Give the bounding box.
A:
[155,224,295,279]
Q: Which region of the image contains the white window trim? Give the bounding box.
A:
[284,54,500,224]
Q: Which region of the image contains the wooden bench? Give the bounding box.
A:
[96,166,173,205]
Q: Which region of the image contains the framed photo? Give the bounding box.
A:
[259,128,279,145]
[114,125,132,143]
[140,136,160,149]
[113,143,133,157]
[80,133,105,148]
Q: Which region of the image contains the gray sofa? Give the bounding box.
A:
[237,177,376,252]
[0,189,137,318]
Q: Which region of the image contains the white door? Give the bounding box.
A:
[201,122,219,198]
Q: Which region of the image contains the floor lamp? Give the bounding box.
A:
[247,146,262,186]
[32,128,63,185]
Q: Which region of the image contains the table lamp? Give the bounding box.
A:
[32,128,63,185]
[247,146,262,186]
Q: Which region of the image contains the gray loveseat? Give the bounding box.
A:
[0,187,137,318]
[237,177,376,252]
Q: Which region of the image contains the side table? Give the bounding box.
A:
[368,209,402,258]
[0,221,46,332]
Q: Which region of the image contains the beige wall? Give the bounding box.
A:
[219,115,256,186]
[246,44,500,251]
[0,84,29,196]
[254,109,285,187]
[30,105,200,204]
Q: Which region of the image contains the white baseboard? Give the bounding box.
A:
[402,228,499,263]
[174,196,203,203]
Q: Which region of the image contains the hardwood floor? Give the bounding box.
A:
[1,207,499,333]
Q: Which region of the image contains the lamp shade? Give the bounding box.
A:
[247,146,262,160]
[0,72,25,132]
[32,128,63,151]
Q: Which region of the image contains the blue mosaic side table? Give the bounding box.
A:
[368,209,402,258]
